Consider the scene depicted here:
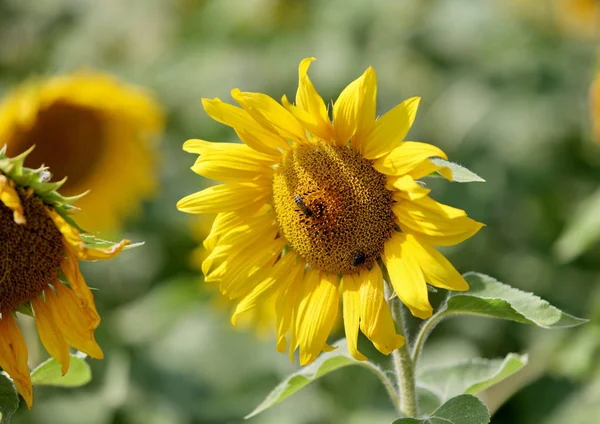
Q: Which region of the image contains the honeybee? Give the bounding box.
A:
[294,195,313,217]
[352,251,366,267]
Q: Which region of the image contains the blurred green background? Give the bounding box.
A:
[3,0,600,423]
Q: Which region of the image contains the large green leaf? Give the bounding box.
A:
[392,394,490,424]
[429,158,485,182]
[30,354,92,387]
[417,353,528,404]
[246,340,384,419]
[0,373,19,422]
[442,273,587,328]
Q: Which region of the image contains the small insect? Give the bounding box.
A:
[39,169,52,183]
[351,251,366,267]
[294,195,313,217]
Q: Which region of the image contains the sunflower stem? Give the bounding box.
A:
[385,281,418,418]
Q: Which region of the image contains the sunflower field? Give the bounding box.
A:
[1,1,600,423]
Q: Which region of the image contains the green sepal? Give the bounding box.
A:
[0,146,85,227]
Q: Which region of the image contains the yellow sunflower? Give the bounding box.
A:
[0,148,129,407]
[591,72,600,143]
[0,71,163,235]
[177,58,483,365]
[556,0,600,38]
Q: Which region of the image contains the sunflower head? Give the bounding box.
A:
[178,58,483,365]
[272,140,395,274]
[0,147,130,408]
[0,72,163,234]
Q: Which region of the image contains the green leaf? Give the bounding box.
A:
[553,186,600,262]
[429,158,485,182]
[0,373,19,421]
[417,353,528,404]
[442,273,587,328]
[31,354,92,387]
[392,394,490,424]
[246,340,378,419]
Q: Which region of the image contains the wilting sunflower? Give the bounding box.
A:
[178,58,483,365]
[0,71,163,234]
[0,147,129,407]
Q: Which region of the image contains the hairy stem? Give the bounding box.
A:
[384,280,418,418]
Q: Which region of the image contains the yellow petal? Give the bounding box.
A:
[60,252,100,328]
[333,67,375,146]
[358,264,405,354]
[203,206,271,253]
[282,95,331,141]
[231,89,306,144]
[388,175,431,200]
[46,208,131,260]
[183,139,277,161]
[75,239,131,261]
[191,150,274,182]
[275,261,305,354]
[177,182,271,214]
[231,253,301,324]
[362,97,421,159]
[212,237,286,299]
[203,212,277,275]
[48,282,103,359]
[383,232,433,319]
[185,139,278,182]
[340,274,367,361]
[408,158,453,181]
[0,313,32,408]
[293,58,333,140]
[352,67,377,151]
[201,97,286,154]
[393,196,484,246]
[373,141,448,177]
[295,270,339,365]
[32,295,70,375]
[0,175,25,224]
[404,234,469,291]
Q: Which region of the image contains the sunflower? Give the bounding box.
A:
[591,73,600,143]
[556,0,600,38]
[0,71,163,235]
[0,147,130,408]
[177,58,483,365]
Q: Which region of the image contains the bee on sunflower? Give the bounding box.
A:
[0,147,130,407]
[178,58,483,365]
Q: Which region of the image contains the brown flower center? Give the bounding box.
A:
[5,101,105,194]
[0,187,64,312]
[272,141,396,274]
